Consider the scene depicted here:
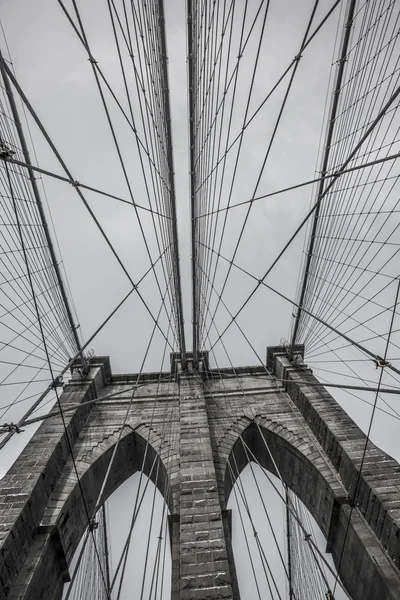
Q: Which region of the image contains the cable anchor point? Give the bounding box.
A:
[1,422,24,434]
[374,355,391,369]
[51,375,64,389]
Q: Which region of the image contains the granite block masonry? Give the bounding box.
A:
[0,347,400,599]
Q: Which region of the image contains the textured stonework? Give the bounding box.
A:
[0,348,399,599]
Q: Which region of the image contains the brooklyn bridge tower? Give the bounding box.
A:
[0,1,400,599]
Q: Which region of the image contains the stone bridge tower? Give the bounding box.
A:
[1,346,400,600]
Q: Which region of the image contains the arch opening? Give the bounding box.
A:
[55,427,174,568]
[227,462,346,600]
[225,422,353,600]
[62,471,171,600]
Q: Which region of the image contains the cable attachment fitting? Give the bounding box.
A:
[304,533,312,542]
[88,56,98,64]
[374,355,391,369]
[0,143,15,160]
[51,375,64,389]
[71,180,80,188]
[294,53,302,62]
[1,422,24,434]
[326,591,335,600]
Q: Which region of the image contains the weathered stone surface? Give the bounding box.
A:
[0,349,400,599]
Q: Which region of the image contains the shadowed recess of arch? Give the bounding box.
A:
[50,426,172,564]
[224,421,341,539]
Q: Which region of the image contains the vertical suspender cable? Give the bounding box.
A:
[289,0,356,356]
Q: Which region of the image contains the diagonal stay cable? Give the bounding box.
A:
[194,151,400,219]
[3,157,170,217]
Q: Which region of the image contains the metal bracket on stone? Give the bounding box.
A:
[51,375,64,389]
[88,519,99,531]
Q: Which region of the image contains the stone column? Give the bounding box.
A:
[178,370,236,599]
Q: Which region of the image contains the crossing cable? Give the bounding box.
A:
[0,170,74,357]
[227,458,278,600]
[303,166,400,358]
[189,0,264,359]
[188,0,244,358]
[157,0,187,364]
[195,252,400,532]
[198,0,269,341]
[205,80,400,355]
[194,151,400,219]
[241,440,352,600]
[332,277,400,596]
[197,261,400,439]
[201,357,293,595]
[138,459,161,600]
[2,156,169,216]
[301,151,400,350]
[286,318,400,421]
[193,0,238,350]
[226,461,263,600]
[111,339,178,598]
[196,0,234,340]
[0,57,177,353]
[0,151,76,359]
[56,0,171,190]
[0,374,174,423]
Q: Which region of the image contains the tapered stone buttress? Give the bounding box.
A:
[175,368,238,600]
